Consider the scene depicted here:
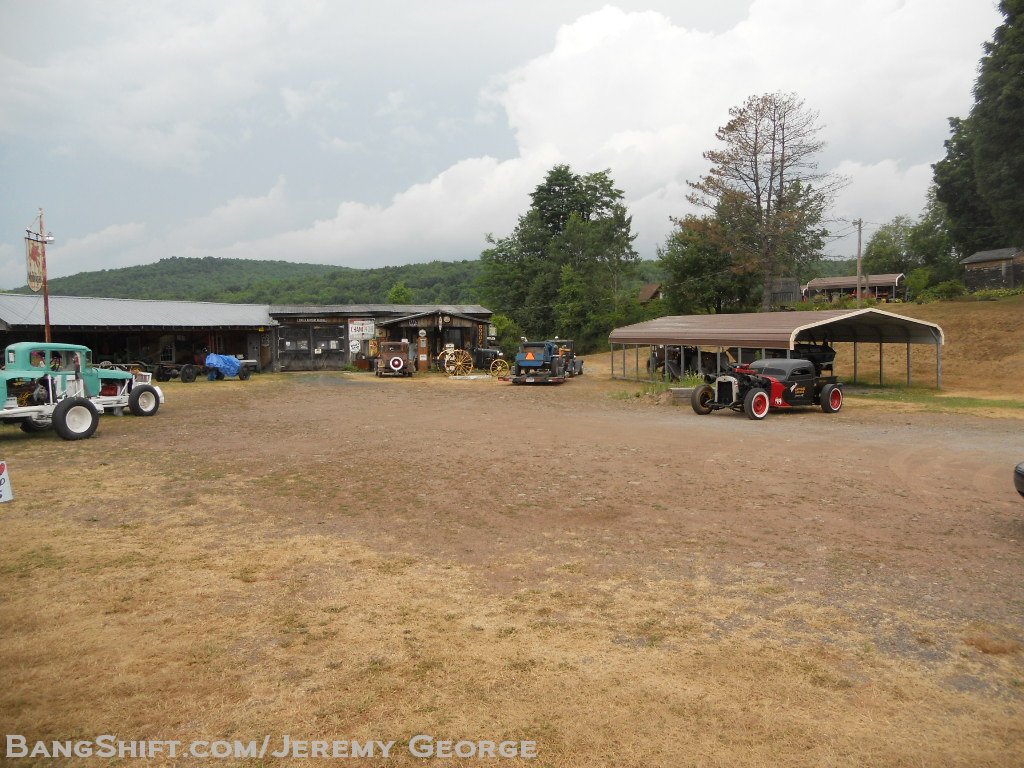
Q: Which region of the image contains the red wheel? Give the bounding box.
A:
[820,384,843,413]
[743,388,770,420]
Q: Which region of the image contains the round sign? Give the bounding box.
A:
[418,329,427,338]
[349,340,361,353]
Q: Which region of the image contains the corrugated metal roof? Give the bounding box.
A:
[805,274,904,290]
[960,247,1021,265]
[608,308,944,348]
[269,304,491,316]
[0,293,274,329]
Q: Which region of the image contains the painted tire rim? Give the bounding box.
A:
[389,357,404,371]
[753,392,769,417]
[830,389,842,410]
[66,405,93,433]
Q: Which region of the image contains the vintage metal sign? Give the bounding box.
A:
[25,239,45,292]
[348,319,375,341]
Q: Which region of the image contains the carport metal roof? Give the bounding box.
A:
[608,308,943,348]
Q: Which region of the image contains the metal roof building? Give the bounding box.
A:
[0,293,274,330]
[804,273,905,300]
[0,295,495,373]
[609,308,946,387]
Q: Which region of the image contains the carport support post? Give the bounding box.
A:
[716,348,722,374]
[936,338,942,389]
[879,341,884,386]
[853,341,858,384]
[635,345,640,381]
[907,342,912,386]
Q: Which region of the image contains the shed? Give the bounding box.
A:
[960,248,1023,291]
[268,304,492,370]
[608,308,945,387]
[804,273,905,301]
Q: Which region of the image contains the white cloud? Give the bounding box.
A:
[204,0,994,264]
[47,223,149,278]
[0,0,1003,287]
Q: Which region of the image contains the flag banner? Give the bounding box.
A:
[25,239,44,292]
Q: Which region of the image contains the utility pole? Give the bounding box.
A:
[854,218,863,308]
[24,208,54,342]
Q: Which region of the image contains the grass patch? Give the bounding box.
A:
[850,386,1024,411]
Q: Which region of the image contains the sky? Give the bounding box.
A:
[0,0,1003,289]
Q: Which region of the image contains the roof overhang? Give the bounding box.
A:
[378,310,486,327]
[608,308,944,349]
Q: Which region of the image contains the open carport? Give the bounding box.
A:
[608,308,946,387]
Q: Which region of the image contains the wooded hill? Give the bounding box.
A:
[10,254,855,307]
[11,255,669,307]
[12,257,485,305]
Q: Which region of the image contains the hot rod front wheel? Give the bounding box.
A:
[52,397,100,440]
[128,384,161,416]
[743,388,770,420]
[691,384,714,415]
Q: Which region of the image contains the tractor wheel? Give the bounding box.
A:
[820,384,843,413]
[238,367,252,381]
[52,397,100,441]
[154,368,171,382]
[20,418,51,434]
[128,384,160,417]
[180,364,197,383]
[743,388,770,420]
[489,359,510,378]
[691,384,714,415]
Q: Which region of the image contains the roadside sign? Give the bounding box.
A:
[0,461,13,503]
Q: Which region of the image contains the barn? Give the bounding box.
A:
[960,248,1023,291]
[0,294,494,373]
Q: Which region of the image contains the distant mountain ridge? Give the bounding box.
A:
[9,256,485,305]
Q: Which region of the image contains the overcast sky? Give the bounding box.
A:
[0,0,1002,289]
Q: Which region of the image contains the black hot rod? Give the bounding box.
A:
[691,358,843,421]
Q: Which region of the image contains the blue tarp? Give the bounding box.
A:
[205,353,241,377]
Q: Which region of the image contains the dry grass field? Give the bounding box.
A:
[1,299,1022,767]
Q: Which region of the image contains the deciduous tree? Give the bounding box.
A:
[687,92,841,309]
[480,164,639,349]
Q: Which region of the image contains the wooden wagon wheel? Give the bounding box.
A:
[448,349,474,376]
[438,348,456,372]
[489,358,510,378]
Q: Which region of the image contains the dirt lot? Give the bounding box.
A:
[1,362,1022,766]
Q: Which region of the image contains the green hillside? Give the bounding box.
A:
[10,255,667,307]
[13,256,484,305]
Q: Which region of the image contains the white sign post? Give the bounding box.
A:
[0,461,14,503]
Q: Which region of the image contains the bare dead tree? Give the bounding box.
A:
[689,92,846,309]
